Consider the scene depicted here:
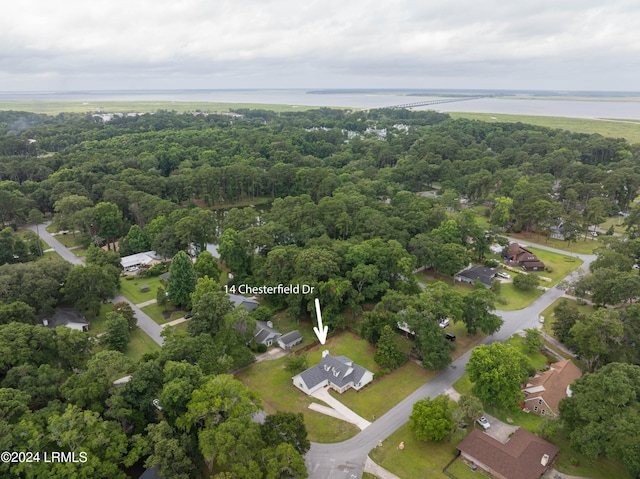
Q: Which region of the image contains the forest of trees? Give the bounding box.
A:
[1,106,640,477]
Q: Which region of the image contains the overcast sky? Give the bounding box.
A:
[2,0,639,92]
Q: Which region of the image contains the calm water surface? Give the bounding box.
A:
[2,89,640,120]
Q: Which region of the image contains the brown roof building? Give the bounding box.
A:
[522,359,582,416]
[507,243,545,271]
[457,428,559,479]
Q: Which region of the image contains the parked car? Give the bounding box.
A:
[439,318,450,329]
[496,271,510,279]
[445,332,456,341]
[152,399,162,411]
[477,416,490,429]
[184,312,193,319]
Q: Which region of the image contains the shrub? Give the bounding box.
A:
[147,263,167,277]
[484,259,499,268]
[545,266,554,273]
[497,296,509,305]
[285,353,308,375]
[513,273,539,291]
[256,343,268,353]
[125,275,135,281]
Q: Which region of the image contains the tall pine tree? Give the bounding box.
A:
[167,251,196,308]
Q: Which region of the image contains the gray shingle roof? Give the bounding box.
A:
[299,354,369,390]
[228,294,260,312]
[279,330,302,346]
[254,320,281,345]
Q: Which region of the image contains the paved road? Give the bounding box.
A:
[27,222,165,346]
[306,243,596,478]
[26,222,84,265]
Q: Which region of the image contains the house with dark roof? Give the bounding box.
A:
[507,243,545,271]
[454,265,496,288]
[457,428,559,479]
[277,330,303,350]
[292,351,374,395]
[228,293,260,312]
[522,359,582,416]
[42,308,89,332]
[254,320,281,347]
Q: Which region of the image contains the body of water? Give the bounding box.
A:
[2,89,640,120]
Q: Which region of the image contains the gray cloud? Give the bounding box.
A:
[1,0,639,90]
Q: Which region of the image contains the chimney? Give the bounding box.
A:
[267,320,273,328]
[322,350,329,358]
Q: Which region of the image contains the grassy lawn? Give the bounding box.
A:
[504,335,549,371]
[329,361,435,420]
[235,355,360,443]
[141,303,185,325]
[54,233,82,248]
[496,282,545,310]
[86,303,117,335]
[526,247,583,286]
[369,422,470,479]
[41,250,65,261]
[507,232,600,255]
[124,328,161,362]
[449,112,640,144]
[447,458,493,479]
[267,310,317,350]
[600,216,627,235]
[548,429,631,479]
[119,275,164,304]
[414,273,473,296]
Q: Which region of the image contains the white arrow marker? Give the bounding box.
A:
[313,298,328,345]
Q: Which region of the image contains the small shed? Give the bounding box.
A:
[277,330,303,350]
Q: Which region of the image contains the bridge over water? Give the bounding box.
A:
[385,96,484,109]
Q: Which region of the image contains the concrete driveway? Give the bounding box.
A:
[480,413,519,443]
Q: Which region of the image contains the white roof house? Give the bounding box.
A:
[120,251,163,269]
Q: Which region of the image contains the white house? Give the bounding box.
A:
[292,351,374,395]
[120,251,163,270]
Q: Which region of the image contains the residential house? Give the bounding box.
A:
[454,265,496,288]
[522,359,582,416]
[42,308,90,332]
[292,351,374,395]
[228,293,260,312]
[457,428,559,479]
[120,251,163,271]
[254,320,281,347]
[507,243,545,271]
[277,330,303,350]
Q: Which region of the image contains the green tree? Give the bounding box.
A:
[513,273,539,291]
[113,302,137,331]
[410,396,455,442]
[0,301,37,325]
[523,328,543,353]
[261,412,310,455]
[456,394,484,427]
[559,363,640,478]
[491,196,513,230]
[467,342,533,410]
[194,250,222,280]
[284,354,308,375]
[167,251,196,308]
[156,286,168,312]
[187,277,233,337]
[374,324,407,370]
[569,309,623,371]
[102,312,131,352]
[461,288,503,335]
[93,201,123,250]
[120,224,150,256]
[145,421,194,479]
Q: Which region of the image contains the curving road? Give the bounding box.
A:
[27,222,165,346]
[305,241,595,478]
